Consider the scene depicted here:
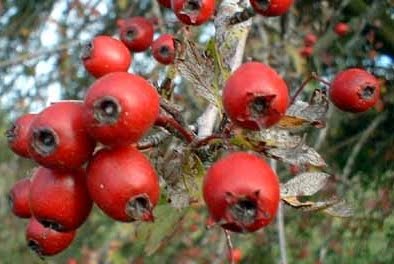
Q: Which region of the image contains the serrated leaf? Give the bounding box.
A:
[135,205,187,256]
[323,200,354,218]
[280,172,331,198]
[245,129,302,149]
[267,138,327,167]
[277,89,329,130]
[174,40,221,107]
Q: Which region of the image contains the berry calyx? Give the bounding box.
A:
[81,35,131,78]
[87,146,160,222]
[29,167,93,232]
[203,152,280,232]
[84,72,160,146]
[152,34,176,65]
[26,218,76,257]
[250,0,294,17]
[117,17,154,52]
[329,68,380,113]
[5,113,36,158]
[223,62,289,130]
[27,102,95,170]
[8,177,31,218]
[171,0,216,26]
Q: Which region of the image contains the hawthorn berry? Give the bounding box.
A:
[334,22,350,37]
[8,177,31,218]
[158,0,172,8]
[29,167,93,232]
[27,102,95,170]
[222,62,289,129]
[26,217,76,257]
[203,152,280,233]
[83,72,159,146]
[329,68,380,113]
[171,0,215,26]
[81,35,131,78]
[5,113,36,158]
[117,17,154,52]
[304,33,317,47]
[228,248,242,263]
[300,46,313,58]
[152,34,176,65]
[87,146,160,222]
[250,0,294,17]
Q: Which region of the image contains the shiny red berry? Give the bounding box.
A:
[5,113,36,158]
[87,146,160,222]
[171,0,215,26]
[8,177,31,218]
[27,102,95,170]
[228,248,242,263]
[223,62,289,129]
[81,35,131,78]
[158,0,172,8]
[334,22,350,37]
[29,167,93,232]
[117,17,154,52]
[84,72,160,146]
[203,152,280,233]
[250,0,293,17]
[300,46,313,58]
[329,68,380,113]
[304,33,317,47]
[26,217,76,257]
[152,34,176,65]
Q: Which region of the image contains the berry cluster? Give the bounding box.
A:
[5,0,381,260]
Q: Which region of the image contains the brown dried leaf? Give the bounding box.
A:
[301,197,341,212]
[174,40,220,107]
[280,172,331,198]
[323,200,354,218]
[281,197,314,208]
[267,138,327,167]
[277,89,329,130]
[245,129,302,149]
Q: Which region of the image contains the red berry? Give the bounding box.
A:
[250,0,293,17]
[334,22,350,37]
[117,17,154,52]
[329,68,380,113]
[84,72,160,146]
[27,102,95,170]
[304,33,317,47]
[223,62,289,130]
[152,34,176,65]
[158,0,172,8]
[29,167,93,232]
[203,152,280,233]
[81,35,131,78]
[171,0,215,26]
[300,46,313,58]
[228,248,242,263]
[6,113,36,158]
[26,217,75,256]
[87,146,160,222]
[8,177,31,218]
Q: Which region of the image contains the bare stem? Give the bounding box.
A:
[224,229,235,264]
[155,114,196,143]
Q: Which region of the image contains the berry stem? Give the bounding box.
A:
[155,114,196,143]
[290,73,331,105]
[224,230,235,264]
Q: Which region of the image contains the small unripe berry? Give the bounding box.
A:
[6,113,36,158]
[228,248,242,263]
[329,68,380,113]
[152,34,176,65]
[171,0,215,26]
[117,17,154,52]
[250,0,293,17]
[8,177,31,218]
[81,35,131,78]
[26,218,76,256]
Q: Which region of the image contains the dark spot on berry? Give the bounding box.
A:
[5,122,16,143]
[125,27,138,41]
[360,84,376,100]
[126,194,153,222]
[41,219,64,231]
[254,0,271,10]
[229,198,257,225]
[80,41,93,60]
[159,45,171,58]
[93,96,121,125]
[28,239,42,257]
[32,127,58,156]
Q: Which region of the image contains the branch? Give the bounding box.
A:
[0,40,81,69]
[155,114,196,143]
[197,0,252,138]
[342,112,387,179]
